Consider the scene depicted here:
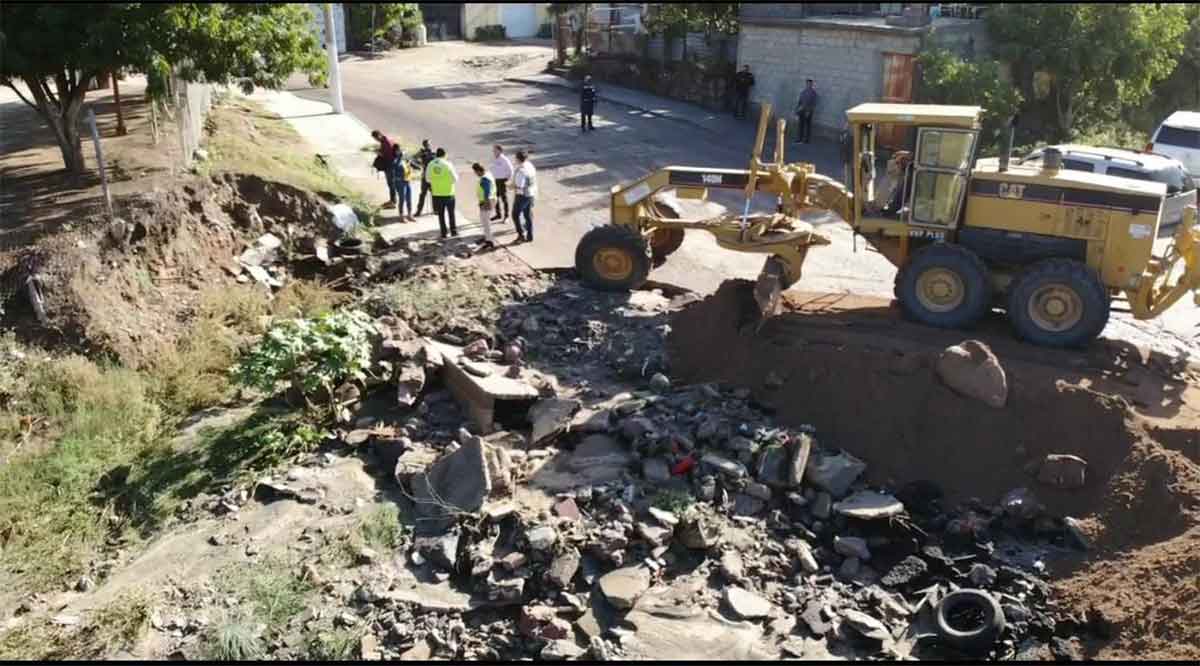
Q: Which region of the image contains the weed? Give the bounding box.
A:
[651,489,695,514]
[0,617,62,660]
[256,421,326,461]
[269,281,348,320]
[206,610,264,661]
[357,504,408,551]
[145,316,240,415]
[305,626,362,660]
[0,593,151,660]
[362,267,503,336]
[219,554,314,635]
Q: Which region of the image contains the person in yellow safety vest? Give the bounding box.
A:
[425,147,459,239]
[472,162,496,250]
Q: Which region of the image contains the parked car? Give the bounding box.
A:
[1147,111,1200,188]
[1017,145,1197,234]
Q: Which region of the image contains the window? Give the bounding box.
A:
[1061,159,1095,172]
[916,130,975,170]
[911,171,967,225]
[1156,126,1200,150]
[1105,166,1152,182]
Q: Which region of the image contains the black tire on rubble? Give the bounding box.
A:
[935,589,1006,654]
[1006,258,1110,348]
[575,225,652,291]
[895,243,992,329]
[649,228,685,262]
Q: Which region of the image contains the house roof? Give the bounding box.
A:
[846,103,982,129]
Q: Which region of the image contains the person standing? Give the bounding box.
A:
[580,75,598,132]
[426,147,459,239]
[395,149,415,221]
[732,65,755,119]
[489,144,513,222]
[472,162,497,249]
[794,79,819,144]
[413,139,436,217]
[371,130,399,208]
[511,150,537,243]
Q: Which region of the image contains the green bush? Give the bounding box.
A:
[474,24,507,41]
[917,47,1023,152]
[232,309,377,401]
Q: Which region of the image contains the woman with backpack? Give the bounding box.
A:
[371,130,401,210]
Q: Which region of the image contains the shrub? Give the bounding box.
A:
[474,24,507,41]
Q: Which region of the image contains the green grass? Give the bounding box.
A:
[305,627,363,660]
[0,593,151,660]
[207,610,265,661]
[362,266,505,337]
[216,554,315,636]
[358,504,408,551]
[199,99,380,224]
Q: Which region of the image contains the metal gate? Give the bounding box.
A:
[419,3,463,41]
[878,52,915,150]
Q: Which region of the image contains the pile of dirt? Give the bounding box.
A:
[667,279,1200,659]
[0,173,345,366]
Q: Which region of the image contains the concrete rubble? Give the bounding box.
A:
[146,275,1106,661]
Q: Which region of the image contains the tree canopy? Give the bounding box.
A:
[1,3,326,175]
[986,3,1189,141]
[917,47,1023,152]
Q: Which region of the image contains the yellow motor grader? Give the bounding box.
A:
[574,102,1200,347]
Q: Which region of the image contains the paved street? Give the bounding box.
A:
[287,40,1199,353]
[286,41,898,299]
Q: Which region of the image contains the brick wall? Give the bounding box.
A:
[737,23,921,139]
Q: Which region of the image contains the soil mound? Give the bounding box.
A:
[0,174,341,365]
[667,279,1200,658]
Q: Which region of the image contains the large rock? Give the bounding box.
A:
[528,398,582,447]
[936,340,1007,408]
[546,548,581,588]
[788,434,813,488]
[395,361,426,407]
[755,445,790,488]
[841,609,890,641]
[622,585,778,660]
[833,536,871,561]
[410,436,491,531]
[1038,454,1087,489]
[598,566,651,610]
[723,587,773,620]
[804,451,867,498]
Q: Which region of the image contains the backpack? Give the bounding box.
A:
[372,155,388,172]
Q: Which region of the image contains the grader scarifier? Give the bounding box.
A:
[574,102,1200,348]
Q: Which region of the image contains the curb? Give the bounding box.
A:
[505,76,722,135]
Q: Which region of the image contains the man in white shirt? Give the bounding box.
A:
[511,151,537,243]
[489,144,514,222]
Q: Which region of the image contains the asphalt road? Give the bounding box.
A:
[289,41,1200,355]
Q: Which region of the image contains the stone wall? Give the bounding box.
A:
[737,22,921,140]
[586,56,737,112]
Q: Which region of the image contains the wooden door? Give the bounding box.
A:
[878,52,915,150]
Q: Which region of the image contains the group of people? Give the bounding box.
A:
[731,66,821,144]
[371,133,538,247]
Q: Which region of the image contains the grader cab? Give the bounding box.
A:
[574,102,1200,348]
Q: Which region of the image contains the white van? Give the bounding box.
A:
[1148,111,1200,188]
[1017,145,1197,234]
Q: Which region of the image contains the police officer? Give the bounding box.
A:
[580,75,598,132]
[425,147,459,239]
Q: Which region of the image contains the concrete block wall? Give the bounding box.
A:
[738,23,920,139]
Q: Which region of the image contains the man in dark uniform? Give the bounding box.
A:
[794,79,819,144]
[413,139,436,217]
[732,65,754,119]
[580,75,597,132]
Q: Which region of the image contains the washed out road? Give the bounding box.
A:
[290,41,1200,355]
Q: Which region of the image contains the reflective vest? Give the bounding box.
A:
[426,158,456,196]
[477,173,496,204]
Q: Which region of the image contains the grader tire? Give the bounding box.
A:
[1007,258,1109,348]
[576,225,652,292]
[896,243,991,329]
[650,228,685,262]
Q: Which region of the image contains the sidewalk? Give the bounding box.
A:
[247,88,500,244]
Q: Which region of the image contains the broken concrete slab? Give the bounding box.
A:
[833,536,871,561]
[936,339,1008,408]
[547,548,581,588]
[789,433,813,488]
[395,361,426,407]
[431,340,539,434]
[833,491,905,520]
[619,588,778,660]
[598,566,651,610]
[375,222,409,247]
[723,586,773,620]
[410,436,491,532]
[804,450,867,498]
[841,609,891,641]
[528,398,582,447]
[701,452,748,478]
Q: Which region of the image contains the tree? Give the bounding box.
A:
[987,3,1189,141]
[347,3,422,50]
[1,3,326,177]
[645,3,739,61]
[917,47,1023,152]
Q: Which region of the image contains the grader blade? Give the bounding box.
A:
[754,256,787,320]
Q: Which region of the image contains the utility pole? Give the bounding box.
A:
[324,3,345,114]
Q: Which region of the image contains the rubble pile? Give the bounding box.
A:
[217,276,1105,661]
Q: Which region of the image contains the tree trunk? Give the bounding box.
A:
[47,110,87,175]
[112,72,127,136]
[20,74,90,176]
[555,14,567,65]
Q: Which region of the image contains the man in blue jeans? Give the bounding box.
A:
[510,150,537,243]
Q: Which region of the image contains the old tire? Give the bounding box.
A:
[935,589,1006,654]
[576,225,651,291]
[1007,258,1109,348]
[896,243,991,329]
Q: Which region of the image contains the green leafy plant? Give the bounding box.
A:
[651,489,694,514]
[257,421,325,461]
[917,46,1023,152]
[475,24,508,41]
[233,309,377,402]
